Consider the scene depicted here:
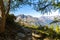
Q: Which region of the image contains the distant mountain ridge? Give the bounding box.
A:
[16,14,60,26]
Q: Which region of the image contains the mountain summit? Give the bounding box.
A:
[16,14,60,26]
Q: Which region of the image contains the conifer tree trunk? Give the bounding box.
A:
[0,0,5,32]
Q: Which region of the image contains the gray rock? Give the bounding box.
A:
[17,33,26,37]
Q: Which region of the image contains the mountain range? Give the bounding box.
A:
[16,14,60,26]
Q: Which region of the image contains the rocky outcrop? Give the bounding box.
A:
[0,25,32,40]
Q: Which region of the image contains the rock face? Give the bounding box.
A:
[15,27,32,40]
[0,24,32,40]
[16,14,55,26]
[16,14,42,26]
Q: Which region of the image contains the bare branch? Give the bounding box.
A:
[6,0,10,14]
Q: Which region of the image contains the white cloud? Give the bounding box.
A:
[41,10,60,16]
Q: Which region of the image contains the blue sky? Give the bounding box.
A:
[10,5,41,17]
[10,5,60,17]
